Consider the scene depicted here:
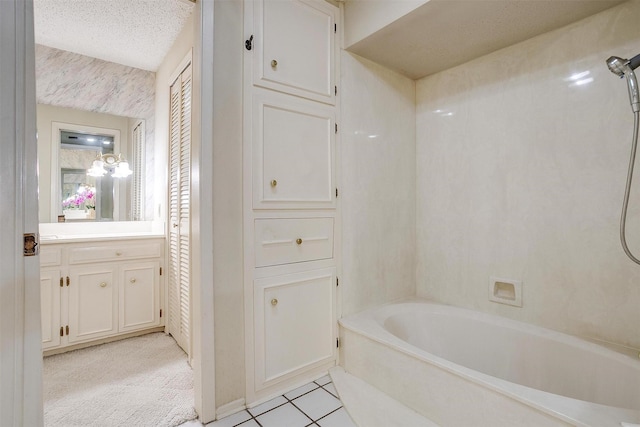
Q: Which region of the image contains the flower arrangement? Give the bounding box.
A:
[62,185,96,210]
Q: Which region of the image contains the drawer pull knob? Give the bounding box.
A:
[270,179,277,187]
[271,59,278,68]
[271,298,278,306]
[173,223,179,228]
[296,238,303,245]
[99,282,107,288]
[116,251,122,256]
[130,278,137,284]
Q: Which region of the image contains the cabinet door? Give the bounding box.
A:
[253,92,336,209]
[253,0,337,104]
[68,266,117,343]
[254,268,336,389]
[119,262,160,332]
[40,269,61,350]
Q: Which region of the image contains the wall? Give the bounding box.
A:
[36,104,129,222]
[343,0,428,48]
[415,1,640,350]
[35,45,156,220]
[341,52,416,316]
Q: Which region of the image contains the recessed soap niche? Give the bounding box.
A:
[488,276,522,307]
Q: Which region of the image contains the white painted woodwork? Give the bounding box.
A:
[255,218,334,267]
[253,91,335,209]
[40,246,62,267]
[40,269,62,350]
[119,262,160,332]
[244,0,340,404]
[0,1,43,424]
[40,238,164,351]
[168,58,192,356]
[254,268,336,388]
[253,0,336,104]
[67,266,118,343]
[68,241,162,264]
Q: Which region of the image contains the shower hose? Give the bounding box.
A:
[620,111,640,265]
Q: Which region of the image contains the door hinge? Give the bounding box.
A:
[66,276,70,286]
[334,23,337,33]
[336,277,339,287]
[245,35,253,50]
[60,277,63,287]
[65,325,69,336]
[160,309,163,318]
[335,86,337,96]
[335,123,338,134]
[59,326,64,337]
[336,338,340,348]
[335,188,339,198]
[23,233,38,256]
[160,267,163,276]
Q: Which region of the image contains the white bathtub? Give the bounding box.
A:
[339,299,640,427]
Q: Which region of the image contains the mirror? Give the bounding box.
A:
[37,104,147,223]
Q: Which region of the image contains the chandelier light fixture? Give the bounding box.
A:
[87,152,133,178]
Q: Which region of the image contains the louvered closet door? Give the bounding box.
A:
[168,62,192,356]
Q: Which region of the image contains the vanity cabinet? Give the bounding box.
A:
[244,0,340,403]
[40,237,164,352]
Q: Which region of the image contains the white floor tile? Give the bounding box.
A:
[207,410,251,427]
[315,375,332,386]
[248,396,287,417]
[179,420,202,427]
[293,388,342,421]
[284,382,319,400]
[323,383,339,398]
[317,408,357,427]
[255,402,311,427]
[237,420,260,427]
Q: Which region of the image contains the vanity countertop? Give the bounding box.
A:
[40,232,165,245]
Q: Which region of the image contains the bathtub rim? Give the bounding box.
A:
[339,297,640,427]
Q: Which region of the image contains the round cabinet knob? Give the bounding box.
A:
[115,251,122,256]
[99,282,107,288]
[270,179,278,187]
[130,278,137,284]
[271,298,278,306]
[173,223,179,228]
[271,59,278,68]
[296,238,303,245]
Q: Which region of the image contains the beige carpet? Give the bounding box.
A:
[43,332,197,427]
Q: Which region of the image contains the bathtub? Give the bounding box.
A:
[339,299,640,427]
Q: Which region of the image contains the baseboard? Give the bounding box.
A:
[43,327,166,357]
[216,398,246,420]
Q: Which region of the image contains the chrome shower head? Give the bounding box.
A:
[607,53,640,113]
[607,56,629,77]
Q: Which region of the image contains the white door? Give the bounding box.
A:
[67,266,118,343]
[168,60,192,355]
[0,0,43,425]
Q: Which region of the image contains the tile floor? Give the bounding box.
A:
[206,375,356,427]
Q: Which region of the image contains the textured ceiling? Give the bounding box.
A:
[34,0,194,72]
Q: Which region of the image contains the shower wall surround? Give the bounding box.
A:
[341,52,416,316]
[415,1,640,350]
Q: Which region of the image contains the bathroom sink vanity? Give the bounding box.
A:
[39,229,165,354]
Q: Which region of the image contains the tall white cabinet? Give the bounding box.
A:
[244,0,340,404]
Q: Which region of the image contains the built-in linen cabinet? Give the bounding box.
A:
[245,0,340,404]
[39,238,164,353]
[252,0,336,104]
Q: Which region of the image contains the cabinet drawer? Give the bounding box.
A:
[68,241,162,264]
[255,218,334,267]
[40,247,62,267]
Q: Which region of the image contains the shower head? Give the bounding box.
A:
[607,53,640,113]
